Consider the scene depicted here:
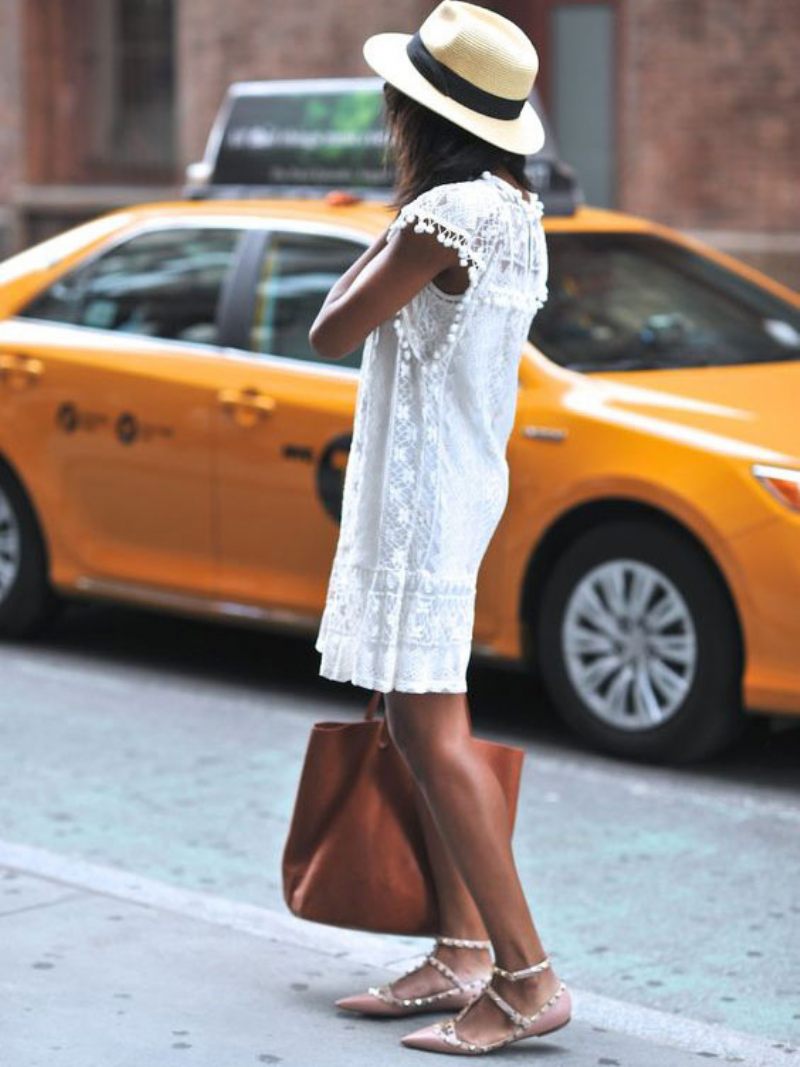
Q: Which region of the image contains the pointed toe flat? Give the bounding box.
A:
[399,956,572,1055]
[401,1022,460,1051]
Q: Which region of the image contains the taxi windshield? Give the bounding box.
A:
[530,232,800,373]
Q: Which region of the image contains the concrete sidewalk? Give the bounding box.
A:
[2,841,795,1067]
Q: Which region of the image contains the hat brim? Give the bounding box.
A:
[363,32,546,156]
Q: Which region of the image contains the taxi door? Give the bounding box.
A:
[213,224,367,623]
[5,223,247,597]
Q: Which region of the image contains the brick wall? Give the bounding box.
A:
[619,0,800,233]
[0,0,21,254]
[176,0,432,173]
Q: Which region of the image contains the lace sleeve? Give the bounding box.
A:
[386,181,489,281]
[385,182,494,366]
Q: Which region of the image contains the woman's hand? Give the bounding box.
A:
[309,225,467,361]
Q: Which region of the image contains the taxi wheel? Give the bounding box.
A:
[0,467,59,638]
[537,520,744,764]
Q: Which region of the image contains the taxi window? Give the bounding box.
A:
[250,230,366,370]
[19,226,245,346]
[530,232,800,372]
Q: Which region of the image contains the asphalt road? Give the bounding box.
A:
[1,599,798,1059]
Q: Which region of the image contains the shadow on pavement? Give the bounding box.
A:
[19,598,800,794]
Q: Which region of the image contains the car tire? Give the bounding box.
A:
[536,520,744,763]
[0,466,60,638]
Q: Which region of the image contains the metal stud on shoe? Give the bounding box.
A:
[491,955,551,982]
[436,935,492,950]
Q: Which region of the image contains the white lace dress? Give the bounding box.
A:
[314,170,549,693]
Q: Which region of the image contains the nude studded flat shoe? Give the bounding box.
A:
[335,936,492,1017]
[400,955,571,1054]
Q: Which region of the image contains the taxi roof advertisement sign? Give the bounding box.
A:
[211,82,392,188]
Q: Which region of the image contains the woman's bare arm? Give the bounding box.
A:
[309,227,465,361]
[319,227,391,311]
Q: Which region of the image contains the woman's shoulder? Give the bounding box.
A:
[386,176,503,269]
[392,175,493,228]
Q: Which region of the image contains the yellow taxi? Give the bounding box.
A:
[1,79,799,762]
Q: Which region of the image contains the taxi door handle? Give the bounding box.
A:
[0,353,44,386]
[217,387,277,419]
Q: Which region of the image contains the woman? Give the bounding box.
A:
[310,1,568,1055]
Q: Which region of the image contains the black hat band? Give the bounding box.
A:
[406,31,527,121]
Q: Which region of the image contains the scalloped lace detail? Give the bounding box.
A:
[315,173,549,694]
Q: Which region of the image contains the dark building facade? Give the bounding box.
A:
[1,0,798,285]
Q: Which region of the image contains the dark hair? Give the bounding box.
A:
[382,82,532,211]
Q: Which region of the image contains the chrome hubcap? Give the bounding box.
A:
[0,486,21,601]
[562,559,697,731]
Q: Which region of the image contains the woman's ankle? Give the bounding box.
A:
[434,943,492,978]
[490,937,547,973]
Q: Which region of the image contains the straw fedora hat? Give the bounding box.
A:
[363,0,545,155]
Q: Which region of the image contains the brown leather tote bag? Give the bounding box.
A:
[281,689,525,936]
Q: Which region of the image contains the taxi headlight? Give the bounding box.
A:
[752,464,800,512]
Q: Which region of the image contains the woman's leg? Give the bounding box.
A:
[412,766,488,941]
[380,758,492,1004]
[384,688,562,1044]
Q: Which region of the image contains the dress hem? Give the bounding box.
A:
[315,634,470,694]
[317,662,469,695]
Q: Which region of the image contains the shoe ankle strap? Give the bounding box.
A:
[435,935,492,950]
[492,956,551,981]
